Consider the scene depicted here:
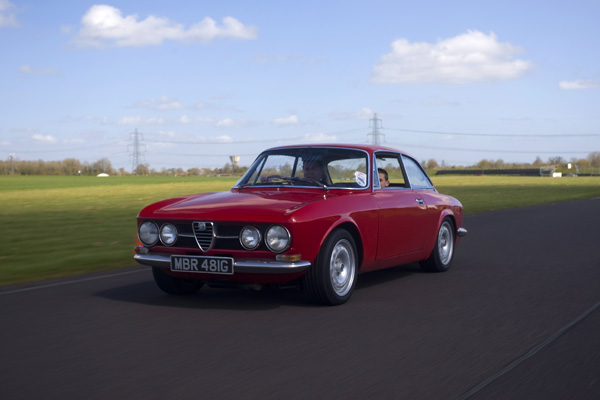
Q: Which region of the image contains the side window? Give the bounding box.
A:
[375,154,407,189]
[402,155,433,189]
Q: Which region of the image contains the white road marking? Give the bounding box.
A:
[458,299,600,399]
[0,268,147,295]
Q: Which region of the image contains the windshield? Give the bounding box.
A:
[237,147,369,189]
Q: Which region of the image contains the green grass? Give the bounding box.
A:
[431,175,600,214]
[1,175,598,286]
[0,176,238,286]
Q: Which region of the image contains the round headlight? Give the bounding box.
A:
[160,223,178,246]
[139,221,159,246]
[240,226,261,250]
[265,225,291,253]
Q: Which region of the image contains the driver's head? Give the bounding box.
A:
[302,160,322,180]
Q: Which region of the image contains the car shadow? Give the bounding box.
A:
[95,280,311,310]
[356,263,420,290]
[95,263,421,310]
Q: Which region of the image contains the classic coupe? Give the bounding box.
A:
[134,144,467,305]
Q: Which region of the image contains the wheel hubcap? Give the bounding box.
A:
[329,239,355,296]
[438,222,454,265]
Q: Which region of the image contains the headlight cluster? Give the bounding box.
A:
[240,225,291,253]
[139,221,291,253]
[138,221,178,246]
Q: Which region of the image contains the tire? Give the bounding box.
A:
[152,267,204,295]
[420,218,455,272]
[303,229,358,306]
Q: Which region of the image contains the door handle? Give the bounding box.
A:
[416,198,424,205]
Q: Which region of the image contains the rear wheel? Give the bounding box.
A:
[303,229,358,306]
[152,267,204,295]
[420,218,455,272]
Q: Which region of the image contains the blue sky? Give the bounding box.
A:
[1,0,599,171]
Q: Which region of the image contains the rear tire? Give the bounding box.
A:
[420,218,455,272]
[303,229,358,306]
[152,267,204,295]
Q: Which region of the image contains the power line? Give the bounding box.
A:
[384,127,600,138]
[142,128,367,145]
[385,142,592,154]
[6,142,123,154]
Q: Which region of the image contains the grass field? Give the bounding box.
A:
[1,175,599,286]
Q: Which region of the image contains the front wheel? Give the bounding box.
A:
[420,218,455,272]
[152,267,204,295]
[303,229,358,306]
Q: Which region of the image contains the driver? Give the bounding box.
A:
[302,160,324,181]
[300,153,331,185]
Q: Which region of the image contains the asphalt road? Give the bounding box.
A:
[1,198,599,399]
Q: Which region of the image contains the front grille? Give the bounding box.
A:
[193,221,215,251]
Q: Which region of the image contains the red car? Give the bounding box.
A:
[134,144,467,305]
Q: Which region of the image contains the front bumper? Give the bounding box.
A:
[134,252,311,274]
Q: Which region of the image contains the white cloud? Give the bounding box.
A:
[19,65,60,75]
[118,116,165,125]
[179,115,213,124]
[302,133,337,142]
[0,140,10,146]
[215,135,233,143]
[0,0,18,27]
[74,5,258,48]
[559,80,598,90]
[273,115,299,125]
[33,134,58,144]
[216,118,235,127]
[372,30,533,84]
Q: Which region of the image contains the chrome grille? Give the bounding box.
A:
[192,221,215,252]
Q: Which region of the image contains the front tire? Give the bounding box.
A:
[303,229,358,306]
[152,267,204,295]
[420,218,455,272]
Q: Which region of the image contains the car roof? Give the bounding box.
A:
[267,143,411,156]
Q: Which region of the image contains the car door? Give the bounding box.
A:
[372,152,428,260]
[401,154,440,243]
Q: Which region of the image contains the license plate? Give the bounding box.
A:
[170,255,234,275]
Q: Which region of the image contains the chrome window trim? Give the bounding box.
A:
[401,154,435,190]
[373,150,413,191]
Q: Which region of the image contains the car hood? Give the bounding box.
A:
[138,189,332,221]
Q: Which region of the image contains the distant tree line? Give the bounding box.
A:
[0,157,249,176]
[421,152,600,170]
[421,152,600,172]
[2,152,599,176]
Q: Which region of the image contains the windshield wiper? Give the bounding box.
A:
[293,177,328,192]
